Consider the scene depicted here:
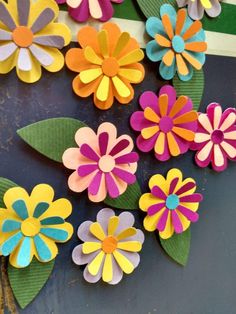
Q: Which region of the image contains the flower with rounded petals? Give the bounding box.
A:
[65,22,145,110]
[130,85,198,161]
[0,184,73,268]
[191,103,236,172]
[72,208,144,284]
[139,169,203,239]
[0,0,71,83]
[62,122,139,202]
[177,0,222,20]
[146,4,207,81]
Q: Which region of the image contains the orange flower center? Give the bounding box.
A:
[12,26,33,48]
[21,217,40,237]
[102,236,118,253]
[98,155,115,173]
[102,57,119,77]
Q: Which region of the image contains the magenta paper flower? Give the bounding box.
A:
[62,122,139,202]
[130,85,198,161]
[177,0,222,20]
[191,103,236,172]
[56,0,124,22]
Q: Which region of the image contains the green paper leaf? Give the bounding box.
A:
[8,258,55,309]
[104,181,142,210]
[160,228,191,266]
[0,177,18,207]
[17,118,86,162]
[136,0,177,18]
[173,69,205,111]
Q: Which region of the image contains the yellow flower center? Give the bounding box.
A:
[102,236,118,254]
[98,155,115,173]
[21,217,40,237]
[102,57,119,77]
[12,26,33,48]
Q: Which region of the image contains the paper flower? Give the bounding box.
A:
[65,22,145,110]
[177,0,222,20]
[0,0,71,83]
[0,184,73,268]
[130,85,198,161]
[56,0,124,22]
[139,169,203,239]
[146,4,207,81]
[62,122,139,202]
[72,208,144,284]
[191,103,236,172]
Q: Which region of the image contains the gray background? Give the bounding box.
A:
[0,53,236,314]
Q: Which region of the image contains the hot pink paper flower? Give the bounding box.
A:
[191,103,236,172]
[130,85,198,161]
[56,0,124,22]
[62,122,139,202]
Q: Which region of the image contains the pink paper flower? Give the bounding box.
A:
[177,0,222,20]
[62,122,139,202]
[191,103,236,172]
[130,85,198,161]
[56,0,124,22]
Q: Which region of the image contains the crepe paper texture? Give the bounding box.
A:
[0,183,73,268]
[0,0,71,83]
[62,122,139,202]
[145,4,207,81]
[17,118,86,162]
[160,228,190,266]
[173,69,204,111]
[72,208,144,284]
[139,168,203,239]
[177,0,222,20]
[65,22,145,110]
[130,85,198,161]
[191,103,236,172]
[137,0,177,19]
[56,0,124,22]
[8,259,54,309]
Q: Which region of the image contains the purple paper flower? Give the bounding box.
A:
[177,0,222,20]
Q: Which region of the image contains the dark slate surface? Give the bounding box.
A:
[0,53,236,314]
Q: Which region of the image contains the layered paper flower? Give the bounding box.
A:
[65,22,145,110]
[62,122,139,202]
[191,103,236,172]
[0,0,71,83]
[139,169,203,239]
[146,4,207,81]
[56,0,124,22]
[130,85,198,161]
[177,0,222,20]
[72,208,144,284]
[0,184,73,268]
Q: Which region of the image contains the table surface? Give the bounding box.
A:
[0,53,236,314]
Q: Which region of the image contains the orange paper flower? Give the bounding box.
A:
[65,23,145,110]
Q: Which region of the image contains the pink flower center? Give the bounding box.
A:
[98,155,115,173]
[159,116,173,133]
[211,129,224,144]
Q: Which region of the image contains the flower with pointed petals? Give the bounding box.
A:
[65,22,145,110]
[72,208,144,284]
[191,103,236,172]
[62,122,139,202]
[146,4,207,81]
[0,0,71,83]
[177,0,222,20]
[130,85,198,161]
[0,184,73,268]
[139,169,203,239]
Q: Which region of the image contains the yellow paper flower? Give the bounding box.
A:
[0,0,71,83]
[0,184,73,268]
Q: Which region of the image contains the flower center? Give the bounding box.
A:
[21,217,40,237]
[166,194,179,210]
[102,236,118,254]
[102,57,119,77]
[172,35,185,53]
[12,26,33,48]
[159,116,173,133]
[98,155,115,173]
[211,129,224,144]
